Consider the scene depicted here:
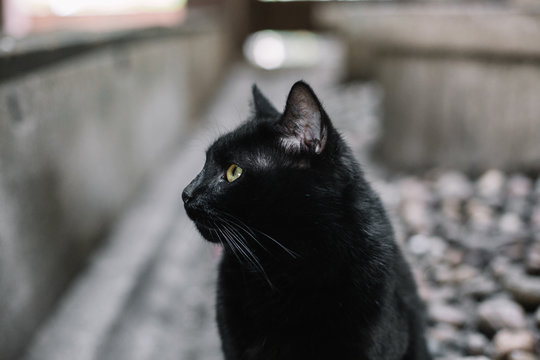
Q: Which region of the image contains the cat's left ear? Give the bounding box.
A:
[279,81,329,155]
[252,84,279,119]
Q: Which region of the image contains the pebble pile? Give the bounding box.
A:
[383,170,540,360]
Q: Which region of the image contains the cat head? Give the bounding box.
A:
[182,81,351,248]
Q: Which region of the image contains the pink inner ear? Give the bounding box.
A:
[281,82,327,154]
[293,110,322,152]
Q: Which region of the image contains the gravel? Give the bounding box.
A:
[493,329,537,359]
[477,297,527,335]
[374,169,540,359]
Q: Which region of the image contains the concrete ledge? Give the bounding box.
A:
[0,7,223,83]
[318,3,540,78]
[0,15,229,359]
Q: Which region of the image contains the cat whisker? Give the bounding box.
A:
[222,224,260,269]
[214,214,273,260]
[217,213,259,240]
[252,229,300,259]
[222,218,271,255]
[218,211,299,259]
[221,222,275,290]
[212,220,244,264]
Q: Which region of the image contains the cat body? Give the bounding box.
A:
[183,82,430,360]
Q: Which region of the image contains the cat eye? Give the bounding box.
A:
[226,164,243,183]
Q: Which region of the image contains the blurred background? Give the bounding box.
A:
[1,0,540,359]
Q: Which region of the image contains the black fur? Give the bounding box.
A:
[183,81,431,360]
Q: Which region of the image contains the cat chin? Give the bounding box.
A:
[194,222,221,244]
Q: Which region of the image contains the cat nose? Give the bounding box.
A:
[182,189,193,204]
[183,172,203,205]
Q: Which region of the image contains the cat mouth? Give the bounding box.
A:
[186,209,214,229]
[193,219,216,231]
[184,204,209,223]
[194,222,222,244]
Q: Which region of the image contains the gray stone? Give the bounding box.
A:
[501,265,540,308]
[401,201,434,233]
[506,174,532,198]
[399,177,434,204]
[498,213,525,235]
[462,246,492,269]
[433,264,454,285]
[429,303,468,327]
[446,248,465,267]
[477,297,527,335]
[493,329,537,360]
[466,199,494,231]
[491,256,511,281]
[534,177,540,199]
[507,350,538,360]
[424,286,457,304]
[501,238,526,262]
[525,241,540,275]
[407,234,446,259]
[477,170,506,200]
[428,323,465,354]
[407,233,432,256]
[465,332,489,356]
[531,206,540,230]
[505,197,530,218]
[435,171,473,201]
[451,265,479,284]
[462,274,498,300]
[399,178,435,234]
[441,199,462,222]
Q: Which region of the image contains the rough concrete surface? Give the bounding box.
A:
[0,26,229,359]
[0,39,183,360]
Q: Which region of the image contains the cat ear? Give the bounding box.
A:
[252,84,279,119]
[279,81,328,155]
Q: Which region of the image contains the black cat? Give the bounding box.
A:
[182,81,431,360]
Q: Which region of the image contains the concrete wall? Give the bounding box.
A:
[317,3,540,173]
[376,56,540,172]
[0,23,228,359]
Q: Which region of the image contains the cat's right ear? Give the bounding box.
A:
[251,84,279,119]
[278,81,328,155]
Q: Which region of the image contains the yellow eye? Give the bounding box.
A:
[226,164,243,183]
